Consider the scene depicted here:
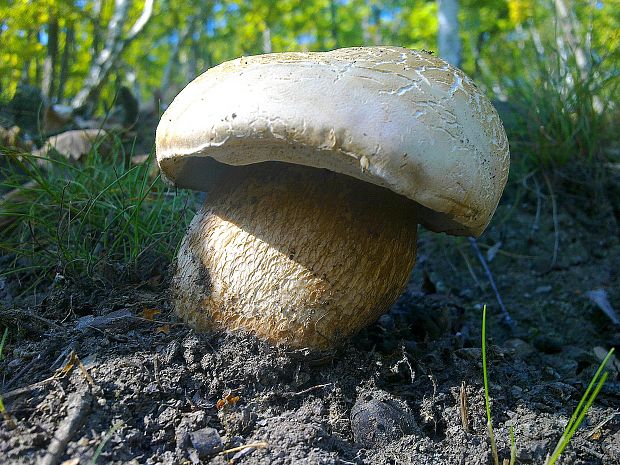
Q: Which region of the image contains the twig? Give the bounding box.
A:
[3,350,92,399]
[3,353,42,391]
[468,238,514,327]
[282,383,332,398]
[1,377,56,400]
[0,306,64,330]
[588,412,619,438]
[460,380,469,433]
[542,170,560,273]
[40,390,93,465]
[458,247,482,289]
[219,441,269,455]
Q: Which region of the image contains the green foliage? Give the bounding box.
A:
[544,347,615,465]
[0,327,7,360]
[501,44,619,173]
[481,304,500,465]
[0,144,194,289]
[482,304,615,465]
[91,420,124,464]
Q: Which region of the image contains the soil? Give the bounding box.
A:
[1,177,620,465]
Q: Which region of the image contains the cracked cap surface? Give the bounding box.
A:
[156,46,509,236]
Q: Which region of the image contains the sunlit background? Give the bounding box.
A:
[1,1,618,107]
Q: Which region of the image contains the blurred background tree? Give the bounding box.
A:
[0,0,618,169]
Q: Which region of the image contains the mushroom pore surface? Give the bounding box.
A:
[173,162,418,349]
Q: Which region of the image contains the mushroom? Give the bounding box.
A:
[156,46,509,349]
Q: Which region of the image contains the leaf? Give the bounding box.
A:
[586,289,620,326]
[216,392,241,410]
[226,394,240,406]
[486,241,503,262]
[141,307,161,320]
[155,324,170,334]
[34,129,110,163]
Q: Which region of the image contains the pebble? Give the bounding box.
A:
[189,427,223,458]
[533,336,563,354]
[504,338,536,358]
[350,390,417,448]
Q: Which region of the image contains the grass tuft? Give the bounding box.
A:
[0,327,8,360]
[482,305,614,465]
[0,139,194,290]
[544,346,615,465]
[503,45,619,175]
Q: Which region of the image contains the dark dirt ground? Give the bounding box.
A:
[1,171,620,465]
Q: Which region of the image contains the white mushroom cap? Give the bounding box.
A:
[156,46,509,237]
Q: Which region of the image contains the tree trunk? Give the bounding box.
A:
[57,22,75,102]
[161,16,196,95]
[71,0,154,111]
[554,0,588,76]
[262,27,272,54]
[330,0,339,47]
[437,0,461,67]
[92,0,103,56]
[42,15,59,101]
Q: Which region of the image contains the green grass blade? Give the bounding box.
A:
[509,425,516,465]
[545,347,615,465]
[482,304,500,465]
[91,420,124,464]
[0,327,8,359]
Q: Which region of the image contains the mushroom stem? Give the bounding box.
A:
[173,162,418,348]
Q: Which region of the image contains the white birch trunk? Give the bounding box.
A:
[554,0,588,76]
[438,0,461,67]
[71,0,154,110]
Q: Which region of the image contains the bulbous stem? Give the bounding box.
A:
[173,162,418,348]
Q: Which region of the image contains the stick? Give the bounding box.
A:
[1,377,56,400]
[542,170,559,273]
[282,383,332,398]
[40,390,92,465]
[220,442,269,455]
[468,237,514,327]
[3,354,41,391]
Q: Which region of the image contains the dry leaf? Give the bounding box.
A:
[216,393,241,410]
[141,307,161,320]
[155,324,170,334]
[227,395,240,406]
[43,104,73,133]
[57,353,76,377]
[34,129,109,163]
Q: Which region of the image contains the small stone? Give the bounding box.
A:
[232,446,256,461]
[351,390,417,447]
[534,285,552,294]
[189,427,223,458]
[378,314,395,331]
[77,437,90,447]
[455,347,482,361]
[533,336,563,354]
[7,359,21,370]
[510,386,523,399]
[187,449,201,465]
[517,439,549,463]
[504,338,536,358]
[157,407,177,427]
